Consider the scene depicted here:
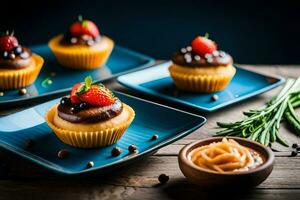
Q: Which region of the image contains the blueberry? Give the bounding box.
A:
[14,46,22,55]
[60,97,70,105]
[70,106,78,112]
[79,102,87,109]
[2,51,8,59]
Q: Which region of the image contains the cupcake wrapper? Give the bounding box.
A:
[49,36,114,70]
[169,67,236,93]
[45,104,135,148]
[0,54,44,90]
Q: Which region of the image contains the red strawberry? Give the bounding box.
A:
[69,17,100,38]
[70,83,82,104]
[0,35,19,52]
[191,34,217,56]
[78,85,114,107]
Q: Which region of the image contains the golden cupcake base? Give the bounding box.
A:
[0,54,44,90]
[169,64,236,93]
[48,35,114,70]
[45,103,135,148]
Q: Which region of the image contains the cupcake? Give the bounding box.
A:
[0,32,44,90]
[45,76,135,148]
[48,16,114,70]
[169,34,236,92]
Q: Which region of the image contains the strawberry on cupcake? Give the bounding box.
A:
[169,34,236,93]
[45,76,135,148]
[48,16,114,70]
[0,31,44,90]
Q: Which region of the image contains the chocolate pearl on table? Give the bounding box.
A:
[291,150,298,157]
[19,88,27,95]
[87,161,94,168]
[194,55,201,61]
[292,143,299,149]
[180,48,187,54]
[128,144,137,153]
[57,149,70,159]
[2,51,8,59]
[186,46,192,52]
[158,174,169,184]
[211,94,219,101]
[50,72,56,76]
[296,147,300,152]
[151,134,159,140]
[111,147,122,157]
[9,53,16,59]
[0,92,4,97]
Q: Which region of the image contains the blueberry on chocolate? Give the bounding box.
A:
[60,97,71,106]
[2,51,8,59]
[14,46,22,55]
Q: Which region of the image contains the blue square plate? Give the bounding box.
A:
[0,92,205,175]
[0,45,154,106]
[117,61,285,112]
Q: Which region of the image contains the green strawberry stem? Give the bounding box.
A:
[204,32,209,38]
[78,15,83,22]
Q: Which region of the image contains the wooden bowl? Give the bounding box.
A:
[178,137,274,188]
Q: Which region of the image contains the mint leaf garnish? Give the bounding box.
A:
[75,76,93,95]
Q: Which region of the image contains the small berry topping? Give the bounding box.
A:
[70,76,114,107]
[69,15,100,38]
[0,32,19,52]
[191,33,217,57]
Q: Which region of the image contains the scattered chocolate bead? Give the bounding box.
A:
[14,46,22,55]
[0,92,4,97]
[58,149,70,159]
[25,139,35,149]
[151,134,159,140]
[180,48,187,54]
[186,46,192,52]
[291,150,298,157]
[173,90,179,97]
[70,37,78,44]
[292,143,299,149]
[211,94,219,101]
[158,174,169,184]
[194,55,201,61]
[111,147,122,157]
[128,144,137,153]
[19,88,27,95]
[9,53,15,59]
[296,147,300,152]
[87,161,94,168]
[2,51,8,59]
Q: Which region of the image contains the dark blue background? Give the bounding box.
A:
[1,0,299,64]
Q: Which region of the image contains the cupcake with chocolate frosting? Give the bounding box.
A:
[45,76,135,148]
[169,34,236,92]
[48,16,114,70]
[0,32,44,89]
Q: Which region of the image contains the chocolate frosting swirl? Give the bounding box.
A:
[171,48,233,67]
[0,47,32,69]
[57,98,123,123]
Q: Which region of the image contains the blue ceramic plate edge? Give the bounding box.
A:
[117,62,286,112]
[0,91,206,175]
[0,45,155,105]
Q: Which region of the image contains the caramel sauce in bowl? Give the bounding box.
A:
[178,137,274,188]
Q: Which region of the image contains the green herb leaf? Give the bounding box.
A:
[75,76,93,95]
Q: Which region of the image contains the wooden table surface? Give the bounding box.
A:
[0,64,299,200]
